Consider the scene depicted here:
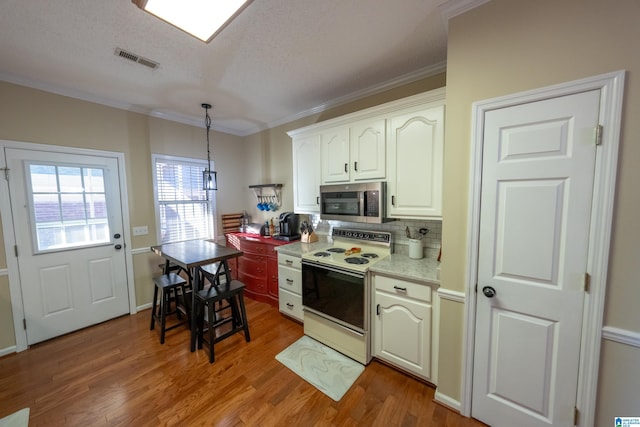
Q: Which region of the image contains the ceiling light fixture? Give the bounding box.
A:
[132,0,252,43]
[201,103,217,191]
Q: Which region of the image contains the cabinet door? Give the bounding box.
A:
[350,118,386,181]
[387,105,444,219]
[374,291,432,380]
[321,126,350,183]
[292,134,321,213]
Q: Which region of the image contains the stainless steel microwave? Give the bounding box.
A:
[319,182,391,223]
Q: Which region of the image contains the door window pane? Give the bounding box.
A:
[29,163,111,251]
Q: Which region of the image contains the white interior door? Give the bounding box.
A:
[5,147,129,345]
[472,90,601,426]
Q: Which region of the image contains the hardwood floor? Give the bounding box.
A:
[0,298,487,426]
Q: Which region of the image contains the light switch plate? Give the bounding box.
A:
[133,226,148,236]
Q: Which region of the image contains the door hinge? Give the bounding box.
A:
[23,318,27,330]
[595,124,603,146]
[1,167,8,181]
[584,273,591,293]
[574,406,579,425]
[14,245,18,257]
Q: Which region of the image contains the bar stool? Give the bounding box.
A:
[150,273,189,344]
[157,261,193,317]
[195,273,250,363]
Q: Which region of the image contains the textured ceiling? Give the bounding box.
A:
[0,0,464,136]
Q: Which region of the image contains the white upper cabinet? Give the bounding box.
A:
[350,118,386,181]
[321,119,386,183]
[321,125,350,183]
[291,134,321,214]
[288,87,445,218]
[387,103,444,219]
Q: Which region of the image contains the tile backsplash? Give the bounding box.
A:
[303,214,441,259]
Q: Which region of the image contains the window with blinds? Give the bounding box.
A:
[152,154,215,243]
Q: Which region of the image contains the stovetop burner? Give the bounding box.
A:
[345,257,369,265]
[301,228,392,272]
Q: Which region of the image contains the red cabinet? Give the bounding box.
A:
[225,233,287,307]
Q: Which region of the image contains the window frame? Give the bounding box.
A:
[151,153,217,244]
[25,160,114,254]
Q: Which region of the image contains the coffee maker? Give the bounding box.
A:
[274,212,300,241]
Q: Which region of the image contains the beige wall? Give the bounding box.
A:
[0,82,246,348]
[443,0,640,423]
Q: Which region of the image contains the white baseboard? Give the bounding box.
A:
[434,389,461,412]
[0,345,17,357]
[137,302,152,312]
[602,326,640,348]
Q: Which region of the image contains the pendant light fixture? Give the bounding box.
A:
[202,103,217,191]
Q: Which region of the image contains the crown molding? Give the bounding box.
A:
[247,60,447,136]
[438,0,491,22]
[0,60,447,138]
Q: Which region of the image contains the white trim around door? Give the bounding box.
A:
[460,70,625,427]
[0,140,137,352]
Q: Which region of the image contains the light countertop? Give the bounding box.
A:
[369,254,440,286]
[275,237,439,286]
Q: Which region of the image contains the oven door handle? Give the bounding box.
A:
[301,260,366,279]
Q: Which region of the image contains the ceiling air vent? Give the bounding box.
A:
[114,48,159,69]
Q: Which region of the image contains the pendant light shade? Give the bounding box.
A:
[201,103,218,191]
[203,169,217,191]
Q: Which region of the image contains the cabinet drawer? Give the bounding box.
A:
[374,275,431,303]
[240,240,268,254]
[278,253,301,269]
[279,288,303,321]
[239,273,267,295]
[265,244,278,257]
[278,265,302,294]
[238,255,267,276]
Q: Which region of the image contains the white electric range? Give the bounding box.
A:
[300,228,392,364]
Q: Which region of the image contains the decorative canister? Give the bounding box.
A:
[409,238,423,259]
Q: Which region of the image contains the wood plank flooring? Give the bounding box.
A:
[0,298,487,426]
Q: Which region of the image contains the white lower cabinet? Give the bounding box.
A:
[277,253,303,321]
[372,274,437,383]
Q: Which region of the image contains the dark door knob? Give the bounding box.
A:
[113,233,121,239]
[482,286,496,298]
[114,244,122,250]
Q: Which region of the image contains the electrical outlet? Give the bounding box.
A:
[133,226,148,236]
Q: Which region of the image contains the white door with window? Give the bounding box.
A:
[471,90,601,426]
[4,147,129,345]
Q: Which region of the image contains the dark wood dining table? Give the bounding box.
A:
[150,239,243,352]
